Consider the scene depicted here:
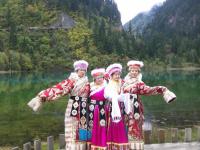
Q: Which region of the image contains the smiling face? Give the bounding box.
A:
[111,71,121,81]
[129,66,140,78]
[94,76,104,85]
[77,69,86,78]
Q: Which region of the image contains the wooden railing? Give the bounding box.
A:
[12,134,65,150]
[144,127,200,144]
[12,127,200,150]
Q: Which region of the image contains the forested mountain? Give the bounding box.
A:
[0,0,132,71]
[1,0,199,72]
[125,0,200,66]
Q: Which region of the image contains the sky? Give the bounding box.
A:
[114,0,166,25]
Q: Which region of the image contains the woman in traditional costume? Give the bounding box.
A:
[122,60,176,149]
[104,63,129,150]
[88,68,107,150]
[27,60,90,150]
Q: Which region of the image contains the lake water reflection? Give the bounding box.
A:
[0,70,200,145]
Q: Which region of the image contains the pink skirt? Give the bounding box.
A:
[91,105,107,149]
[106,103,129,150]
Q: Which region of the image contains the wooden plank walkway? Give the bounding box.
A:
[144,142,200,150]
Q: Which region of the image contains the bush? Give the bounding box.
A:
[19,53,33,71]
[0,52,9,70]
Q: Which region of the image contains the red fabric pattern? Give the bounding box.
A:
[125,82,167,96]
[78,83,90,97]
[126,98,144,140]
[38,79,75,101]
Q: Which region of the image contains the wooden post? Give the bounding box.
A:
[197,126,200,142]
[171,128,178,143]
[12,147,19,150]
[34,139,41,150]
[144,130,151,144]
[23,142,31,150]
[185,128,192,142]
[47,136,54,150]
[59,134,65,149]
[158,129,165,143]
[79,142,87,150]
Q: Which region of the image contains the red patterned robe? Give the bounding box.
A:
[37,72,90,150]
[122,73,167,145]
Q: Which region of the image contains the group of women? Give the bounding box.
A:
[28,60,176,150]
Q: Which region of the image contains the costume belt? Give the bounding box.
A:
[70,96,88,129]
[130,94,140,120]
[70,96,88,117]
[88,99,106,127]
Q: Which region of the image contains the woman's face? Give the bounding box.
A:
[94,76,104,85]
[129,67,139,78]
[111,71,121,81]
[77,69,86,78]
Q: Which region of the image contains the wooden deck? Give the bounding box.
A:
[144,142,200,150]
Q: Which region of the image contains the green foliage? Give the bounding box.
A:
[0,52,9,70]
[0,0,142,72]
[0,31,8,51]
[19,53,33,70]
[18,35,34,53]
[1,0,199,72]
[9,50,21,70]
[0,0,128,71]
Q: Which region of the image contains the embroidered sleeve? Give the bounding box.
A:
[135,82,167,95]
[37,79,74,102]
[124,82,167,96]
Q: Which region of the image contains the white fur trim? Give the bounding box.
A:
[106,63,122,75]
[90,83,106,97]
[68,72,79,81]
[104,80,122,123]
[163,90,176,103]
[27,96,42,112]
[106,63,122,72]
[138,73,142,81]
[127,60,144,68]
[91,68,105,76]
[73,60,88,70]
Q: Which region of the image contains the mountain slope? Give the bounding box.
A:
[144,0,200,38]
[123,5,160,35]
[124,0,200,66]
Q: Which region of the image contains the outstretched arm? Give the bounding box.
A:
[38,79,74,101]
[125,82,176,103]
[27,78,74,111]
[136,82,167,96]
